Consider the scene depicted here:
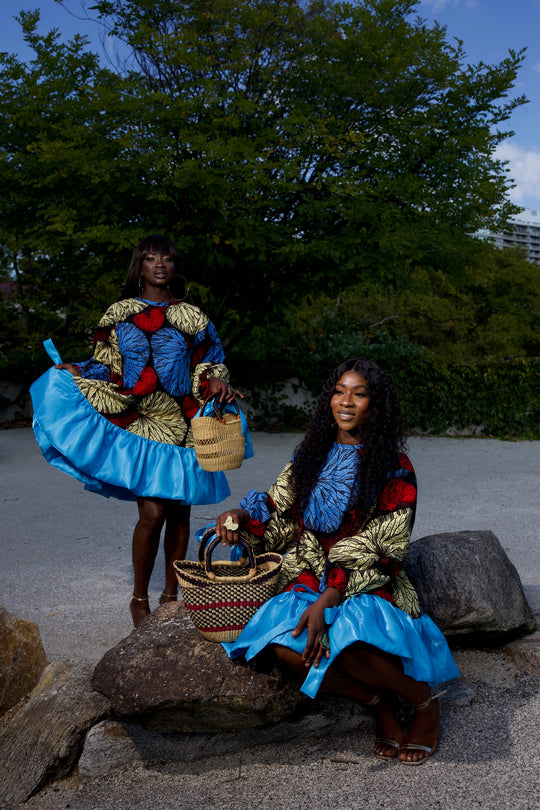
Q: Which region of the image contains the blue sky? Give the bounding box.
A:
[2,0,540,211]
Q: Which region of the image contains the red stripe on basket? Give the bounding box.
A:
[187,600,264,611]
[198,623,246,633]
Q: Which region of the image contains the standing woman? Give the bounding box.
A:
[31,235,250,627]
[215,359,459,765]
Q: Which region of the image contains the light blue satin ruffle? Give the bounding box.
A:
[30,366,233,504]
[223,587,460,698]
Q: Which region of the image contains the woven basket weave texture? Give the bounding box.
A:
[174,544,282,642]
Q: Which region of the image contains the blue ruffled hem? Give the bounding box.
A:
[223,587,460,698]
[30,367,233,504]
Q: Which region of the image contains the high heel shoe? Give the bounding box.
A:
[399,688,447,766]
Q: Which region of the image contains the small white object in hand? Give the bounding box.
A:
[223,516,239,531]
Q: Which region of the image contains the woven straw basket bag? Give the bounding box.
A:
[191,396,245,472]
[174,529,282,642]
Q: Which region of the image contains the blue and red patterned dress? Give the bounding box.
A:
[30,297,252,503]
[223,444,459,697]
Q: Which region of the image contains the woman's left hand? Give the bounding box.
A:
[208,377,242,403]
[291,588,341,668]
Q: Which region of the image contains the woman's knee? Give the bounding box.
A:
[137,497,167,530]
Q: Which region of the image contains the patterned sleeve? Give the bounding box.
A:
[240,489,273,525]
[189,318,229,402]
[240,462,299,555]
[326,455,420,615]
[73,304,123,381]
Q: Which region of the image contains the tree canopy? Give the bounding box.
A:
[0,0,532,385]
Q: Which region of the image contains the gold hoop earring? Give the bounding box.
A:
[168,275,190,302]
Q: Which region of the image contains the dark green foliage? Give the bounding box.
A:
[0,1,537,437]
[389,356,540,438]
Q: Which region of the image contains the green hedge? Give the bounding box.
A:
[391,356,540,438]
[246,356,540,438]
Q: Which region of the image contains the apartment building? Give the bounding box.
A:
[476,208,540,264]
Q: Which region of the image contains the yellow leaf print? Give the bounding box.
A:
[393,571,421,618]
[74,378,133,415]
[94,328,122,376]
[98,299,146,328]
[268,463,296,512]
[127,392,187,444]
[346,567,389,597]
[166,302,209,334]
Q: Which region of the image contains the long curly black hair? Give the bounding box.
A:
[119,235,188,301]
[291,358,407,518]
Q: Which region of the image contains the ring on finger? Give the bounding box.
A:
[224,515,239,531]
[319,632,330,650]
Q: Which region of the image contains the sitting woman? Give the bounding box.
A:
[215,358,459,765]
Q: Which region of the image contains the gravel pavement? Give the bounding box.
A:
[1,428,539,809]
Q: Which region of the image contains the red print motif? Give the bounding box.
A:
[133,307,166,332]
[108,410,140,429]
[379,479,416,512]
[132,366,158,396]
[93,326,111,345]
[180,394,200,419]
[283,570,320,593]
[397,453,414,471]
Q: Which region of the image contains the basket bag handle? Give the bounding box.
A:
[201,532,257,583]
[199,394,241,424]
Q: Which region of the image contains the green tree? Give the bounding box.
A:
[0,0,528,381]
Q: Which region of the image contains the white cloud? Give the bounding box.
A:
[495,142,540,209]
[420,0,479,11]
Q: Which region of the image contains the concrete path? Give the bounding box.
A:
[1,428,538,663]
[1,428,539,809]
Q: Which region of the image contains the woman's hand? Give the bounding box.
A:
[54,363,80,377]
[215,508,250,546]
[291,587,341,668]
[208,377,243,404]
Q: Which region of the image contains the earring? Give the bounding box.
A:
[168,275,190,302]
[139,276,144,296]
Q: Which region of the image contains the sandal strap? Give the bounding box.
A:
[400,743,434,754]
[414,688,447,710]
[375,737,400,750]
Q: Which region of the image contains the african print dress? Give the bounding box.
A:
[222,444,459,697]
[30,297,252,503]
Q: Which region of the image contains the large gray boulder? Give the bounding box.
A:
[0,605,47,717]
[0,661,111,807]
[406,530,536,641]
[91,603,305,733]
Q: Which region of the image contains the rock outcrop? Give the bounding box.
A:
[0,661,111,807]
[91,603,304,733]
[406,530,536,641]
[0,604,47,717]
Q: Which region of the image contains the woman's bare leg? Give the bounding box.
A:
[338,642,440,763]
[161,502,191,602]
[130,497,166,626]
[273,644,402,758]
[274,642,438,762]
